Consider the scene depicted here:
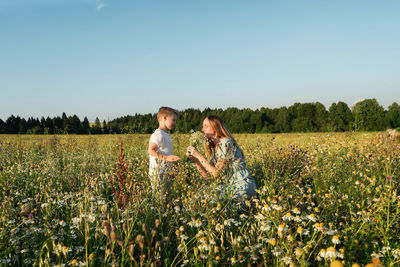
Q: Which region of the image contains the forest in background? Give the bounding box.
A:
[1,98,400,134]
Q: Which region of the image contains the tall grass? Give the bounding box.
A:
[0,133,399,266]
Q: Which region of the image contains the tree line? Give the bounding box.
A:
[1,99,400,134]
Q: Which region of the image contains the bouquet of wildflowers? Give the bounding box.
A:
[189,130,205,148]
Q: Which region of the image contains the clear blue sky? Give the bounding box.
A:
[1,0,399,121]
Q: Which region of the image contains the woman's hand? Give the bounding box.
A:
[186,146,201,159]
[186,146,209,178]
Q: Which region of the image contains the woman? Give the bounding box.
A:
[186,115,257,201]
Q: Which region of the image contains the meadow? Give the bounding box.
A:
[0,132,399,267]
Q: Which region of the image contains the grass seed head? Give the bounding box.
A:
[102,220,110,236]
[136,234,144,244]
[110,229,117,242]
[152,228,157,237]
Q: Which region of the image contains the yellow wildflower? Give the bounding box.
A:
[297,226,303,234]
[330,260,343,267]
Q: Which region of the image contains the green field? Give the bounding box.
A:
[0,133,399,266]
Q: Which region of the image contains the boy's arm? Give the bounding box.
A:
[148,142,180,162]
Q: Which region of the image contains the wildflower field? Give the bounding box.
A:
[0,133,399,267]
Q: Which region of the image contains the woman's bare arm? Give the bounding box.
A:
[190,157,209,178]
[187,145,227,178]
[194,154,227,178]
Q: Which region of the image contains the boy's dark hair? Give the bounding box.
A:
[157,107,178,120]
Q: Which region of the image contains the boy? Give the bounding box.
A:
[148,107,180,201]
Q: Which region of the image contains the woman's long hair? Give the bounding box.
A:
[203,115,244,159]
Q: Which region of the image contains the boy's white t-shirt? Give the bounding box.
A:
[149,128,173,176]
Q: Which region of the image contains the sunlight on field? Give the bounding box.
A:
[0,132,399,266]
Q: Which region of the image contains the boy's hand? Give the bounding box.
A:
[165,155,180,162]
